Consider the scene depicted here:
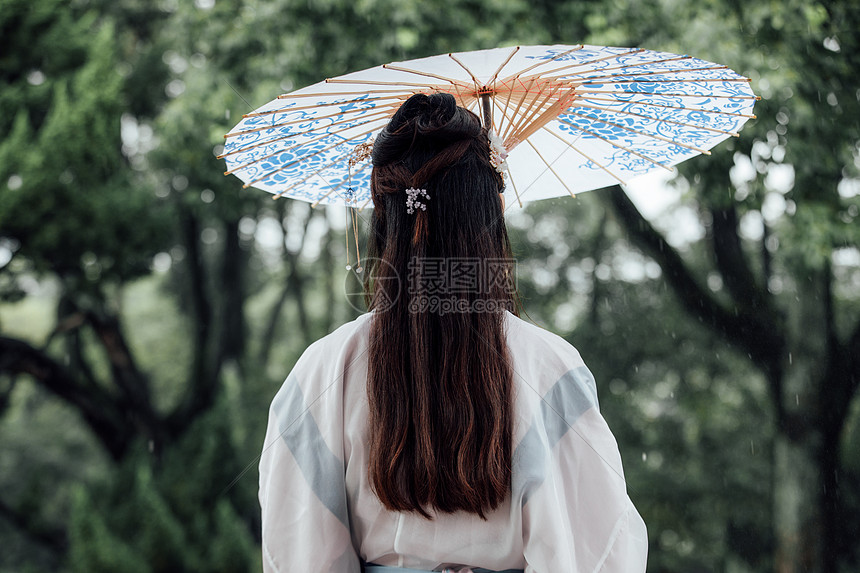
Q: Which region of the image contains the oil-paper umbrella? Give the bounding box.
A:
[221,44,757,208]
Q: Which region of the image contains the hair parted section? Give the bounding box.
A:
[364,92,518,520]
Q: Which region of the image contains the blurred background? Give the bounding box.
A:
[1,0,858,571]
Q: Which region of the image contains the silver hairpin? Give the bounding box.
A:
[405,187,430,214]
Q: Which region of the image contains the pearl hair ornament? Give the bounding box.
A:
[405,187,430,214]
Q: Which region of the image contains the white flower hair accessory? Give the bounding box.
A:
[405,187,430,214]
[488,130,509,177]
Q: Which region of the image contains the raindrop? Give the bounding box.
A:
[7,174,22,190]
[152,252,171,272]
[190,53,206,68]
[238,216,256,237]
[200,189,215,203]
[27,70,45,85]
[795,394,799,405]
[789,352,793,364]
[172,175,189,191]
[201,227,218,244]
[641,452,647,462]
[823,36,841,52]
[166,79,186,98]
[707,273,723,292]
[170,245,186,262]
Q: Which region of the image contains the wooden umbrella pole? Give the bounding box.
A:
[481,93,493,130]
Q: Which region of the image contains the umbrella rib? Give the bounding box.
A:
[507,83,561,145]
[573,77,752,86]
[490,46,521,85]
[310,160,373,207]
[514,87,577,144]
[499,45,584,84]
[543,127,627,185]
[575,88,759,100]
[568,65,730,83]
[451,82,475,109]
[219,114,385,159]
[242,103,399,134]
[325,78,449,90]
[491,94,519,143]
[245,139,355,187]
[573,102,740,136]
[524,138,577,198]
[511,48,643,85]
[567,142,627,185]
[497,80,518,137]
[504,160,524,208]
[543,123,674,172]
[244,123,382,188]
[278,88,417,99]
[382,63,472,87]
[552,55,692,78]
[224,117,379,174]
[268,149,355,197]
[447,53,481,91]
[578,95,757,118]
[535,125,627,186]
[502,77,537,142]
[219,132,293,159]
[244,95,405,118]
[559,111,711,155]
[225,107,393,139]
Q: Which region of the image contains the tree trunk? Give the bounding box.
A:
[773,424,823,572]
[774,272,828,573]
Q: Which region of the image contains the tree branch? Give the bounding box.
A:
[218,217,246,366]
[604,185,785,371]
[0,336,131,459]
[710,204,776,319]
[845,314,860,408]
[84,308,164,452]
[167,205,220,435]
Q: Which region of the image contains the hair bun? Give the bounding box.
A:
[372,93,483,167]
[416,93,457,130]
[386,93,456,133]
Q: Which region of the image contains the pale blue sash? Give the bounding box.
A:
[365,565,523,573]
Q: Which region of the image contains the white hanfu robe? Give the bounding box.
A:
[259,310,648,573]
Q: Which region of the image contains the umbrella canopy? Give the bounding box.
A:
[222,44,757,208]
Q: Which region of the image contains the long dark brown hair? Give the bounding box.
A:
[364,93,518,519]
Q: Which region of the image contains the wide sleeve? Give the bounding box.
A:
[516,365,648,573]
[258,364,361,573]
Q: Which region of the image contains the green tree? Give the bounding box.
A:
[575,0,860,570]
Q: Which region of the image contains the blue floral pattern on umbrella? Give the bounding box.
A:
[222,45,757,207]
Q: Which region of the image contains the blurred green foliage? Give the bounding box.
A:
[1,0,858,572]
